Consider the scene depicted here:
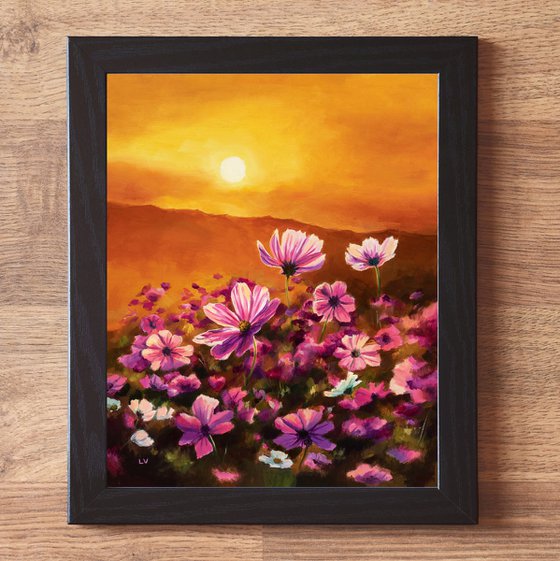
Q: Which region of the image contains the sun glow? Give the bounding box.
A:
[220,156,246,183]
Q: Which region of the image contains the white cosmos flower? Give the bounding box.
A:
[107,397,121,411]
[324,372,361,398]
[154,405,174,420]
[259,450,293,469]
[129,398,156,421]
[130,429,154,447]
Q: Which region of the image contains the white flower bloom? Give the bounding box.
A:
[259,450,293,469]
[129,398,156,421]
[155,405,174,420]
[324,372,361,397]
[130,429,154,447]
[107,397,121,411]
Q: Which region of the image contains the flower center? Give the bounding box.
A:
[351,349,361,358]
[273,456,283,464]
[281,262,297,277]
[200,425,210,437]
[297,429,313,447]
[368,256,380,266]
[382,334,391,343]
[238,320,251,333]
[328,295,340,307]
[162,347,172,356]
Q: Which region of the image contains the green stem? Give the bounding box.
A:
[208,434,217,455]
[373,266,381,298]
[247,338,258,383]
[284,275,291,308]
[318,321,328,342]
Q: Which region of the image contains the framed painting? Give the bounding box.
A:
[68,36,477,524]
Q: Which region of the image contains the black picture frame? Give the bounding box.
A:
[68,36,477,524]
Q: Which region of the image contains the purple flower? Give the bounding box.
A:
[257,228,326,277]
[374,324,403,351]
[312,281,356,323]
[118,335,150,372]
[274,408,335,451]
[107,374,126,396]
[345,236,398,271]
[166,373,201,397]
[140,314,165,334]
[193,282,280,360]
[208,375,226,391]
[342,416,392,442]
[175,395,234,459]
[348,463,393,486]
[139,373,168,391]
[304,452,332,471]
[387,446,423,464]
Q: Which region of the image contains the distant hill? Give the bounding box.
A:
[107,203,436,329]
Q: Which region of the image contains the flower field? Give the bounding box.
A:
[107,229,437,487]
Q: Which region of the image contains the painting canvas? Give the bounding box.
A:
[106,74,438,488]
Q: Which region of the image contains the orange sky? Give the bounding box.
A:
[107,74,438,233]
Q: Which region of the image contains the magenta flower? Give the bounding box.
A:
[212,467,240,484]
[139,373,168,391]
[333,333,380,371]
[257,228,326,277]
[339,382,392,410]
[374,324,403,351]
[193,282,280,360]
[345,236,398,271]
[166,373,201,397]
[347,463,393,486]
[141,330,194,371]
[342,416,392,441]
[140,314,165,334]
[107,374,126,396]
[387,446,423,464]
[118,335,150,372]
[107,447,124,477]
[208,375,226,392]
[312,281,356,323]
[274,408,335,451]
[175,395,234,459]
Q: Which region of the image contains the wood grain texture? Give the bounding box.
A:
[0,0,559,557]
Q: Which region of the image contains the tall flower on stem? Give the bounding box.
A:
[257,229,325,307]
[175,395,234,459]
[194,282,280,381]
[345,236,398,298]
[141,330,194,371]
[312,281,355,341]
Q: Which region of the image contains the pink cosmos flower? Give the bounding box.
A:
[304,452,332,471]
[393,402,423,425]
[141,330,194,371]
[193,282,280,360]
[387,446,423,464]
[373,324,403,351]
[312,281,356,323]
[175,395,234,459]
[406,302,437,350]
[390,356,437,403]
[345,236,398,271]
[140,314,165,334]
[166,373,201,397]
[339,382,392,410]
[212,468,240,484]
[333,333,380,371]
[348,463,393,486]
[274,408,335,451]
[107,447,124,477]
[257,229,326,277]
[107,374,126,396]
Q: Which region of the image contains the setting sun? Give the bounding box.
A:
[220,156,246,183]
